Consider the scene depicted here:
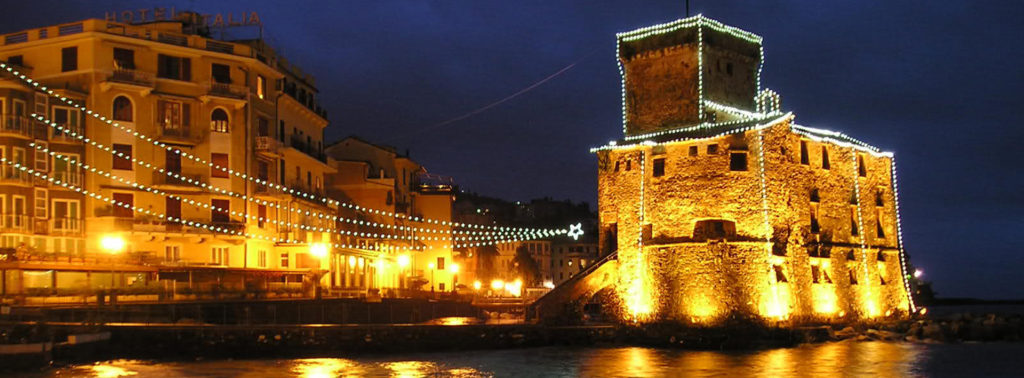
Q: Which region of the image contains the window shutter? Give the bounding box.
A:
[182,103,190,127]
[182,58,191,81]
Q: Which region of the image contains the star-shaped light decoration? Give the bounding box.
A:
[568,223,584,240]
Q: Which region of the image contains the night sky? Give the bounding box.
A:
[3,1,1022,300]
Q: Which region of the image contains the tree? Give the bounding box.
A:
[475,244,500,282]
[513,246,541,286]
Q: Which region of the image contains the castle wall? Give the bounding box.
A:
[621,45,700,136]
[597,120,911,324]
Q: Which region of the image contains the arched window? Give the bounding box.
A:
[210,108,229,133]
[112,96,133,122]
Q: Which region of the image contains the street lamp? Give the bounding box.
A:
[99,234,126,297]
[309,243,330,299]
[397,254,410,291]
[428,262,436,293]
[100,234,126,254]
[449,263,459,292]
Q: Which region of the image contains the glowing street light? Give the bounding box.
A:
[448,263,459,274]
[490,279,504,291]
[913,269,923,279]
[473,280,482,290]
[309,243,329,259]
[100,235,126,254]
[397,254,410,268]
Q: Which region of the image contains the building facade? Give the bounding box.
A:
[594,16,914,323]
[325,136,459,295]
[0,15,342,299]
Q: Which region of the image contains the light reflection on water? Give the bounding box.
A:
[50,341,1024,377]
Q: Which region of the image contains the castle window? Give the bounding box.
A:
[879,273,887,285]
[625,160,631,171]
[876,212,885,239]
[850,206,859,236]
[707,144,719,154]
[875,190,885,207]
[726,62,733,76]
[821,146,830,170]
[810,205,820,234]
[800,141,809,165]
[689,146,698,156]
[849,269,859,285]
[809,189,820,203]
[614,161,620,172]
[773,264,788,283]
[693,219,736,241]
[815,264,831,282]
[652,158,665,177]
[876,250,886,262]
[729,152,747,171]
[846,250,856,261]
[858,155,867,177]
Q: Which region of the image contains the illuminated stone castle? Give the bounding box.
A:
[592,16,915,323]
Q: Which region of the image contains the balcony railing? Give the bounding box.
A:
[157,125,202,144]
[254,183,286,197]
[210,221,246,234]
[50,124,84,143]
[49,217,83,235]
[289,136,326,162]
[53,171,83,187]
[256,136,283,155]
[0,214,31,233]
[205,82,247,99]
[107,67,155,87]
[0,115,32,137]
[152,171,205,188]
[0,167,32,184]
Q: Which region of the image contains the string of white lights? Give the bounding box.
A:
[32,144,545,245]
[851,148,875,314]
[0,61,556,235]
[0,158,546,250]
[889,158,918,313]
[28,113,555,240]
[591,113,794,153]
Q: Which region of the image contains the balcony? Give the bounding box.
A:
[48,217,83,236]
[256,136,283,157]
[0,214,32,233]
[0,167,32,185]
[289,135,326,162]
[50,124,84,144]
[152,171,206,191]
[52,171,83,187]
[210,221,246,234]
[0,115,32,138]
[205,82,247,100]
[254,182,287,198]
[156,125,203,145]
[106,67,155,88]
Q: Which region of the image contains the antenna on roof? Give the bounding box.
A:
[686,0,690,17]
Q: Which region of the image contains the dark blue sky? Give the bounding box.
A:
[3,1,1022,299]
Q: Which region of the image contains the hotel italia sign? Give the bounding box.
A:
[104,8,262,28]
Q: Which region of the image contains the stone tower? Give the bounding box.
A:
[592,15,915,324]
[618,17,762,136]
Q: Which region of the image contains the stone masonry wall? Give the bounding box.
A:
[597,119,911,324]
[622,45,700,136]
